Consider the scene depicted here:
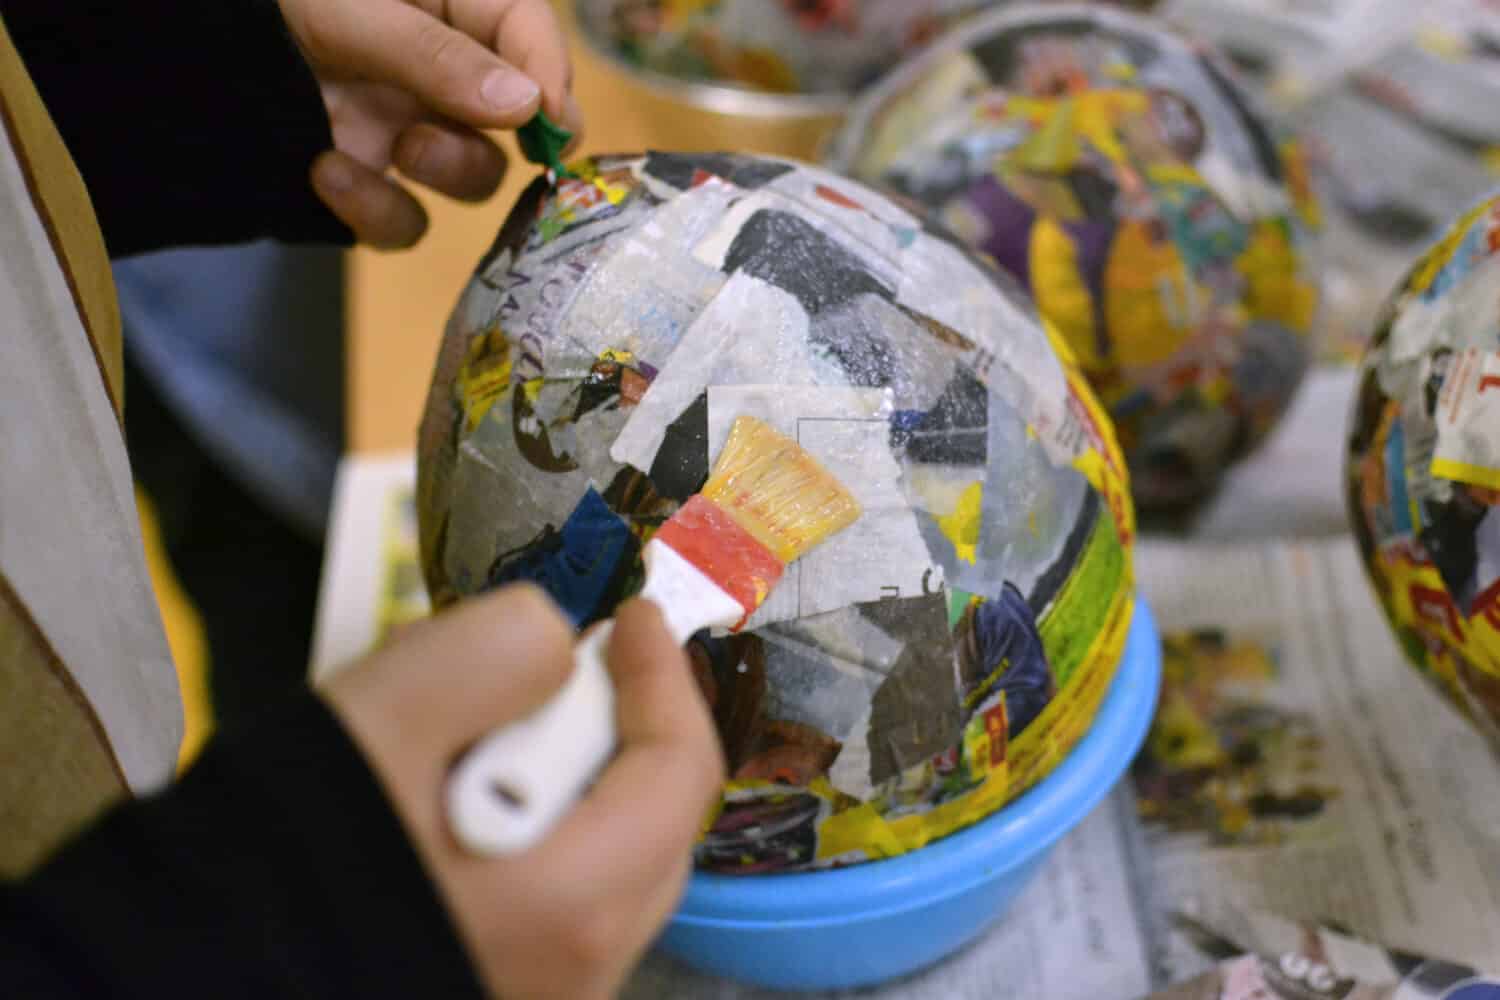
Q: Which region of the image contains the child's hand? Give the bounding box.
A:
[323,585,724,998]
[277,0,583,248]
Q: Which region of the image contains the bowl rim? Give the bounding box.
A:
[673,594,1163,929]
[572,0,851,119]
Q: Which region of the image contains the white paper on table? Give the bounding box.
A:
[1187,366,1355,540]
[308,453,423,683]
[1133,537,1500,977]
[705,384,944,629]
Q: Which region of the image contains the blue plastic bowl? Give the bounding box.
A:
[659,597,1163,992]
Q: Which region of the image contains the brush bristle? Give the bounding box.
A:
[700,416,862,564]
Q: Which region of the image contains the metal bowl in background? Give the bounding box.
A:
[573,1,1163,123]
[574,0,861,119]
[562,0,845,161]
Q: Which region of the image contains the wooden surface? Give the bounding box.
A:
[345,3,843,453]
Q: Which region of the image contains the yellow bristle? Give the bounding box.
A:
[701,416,862,564]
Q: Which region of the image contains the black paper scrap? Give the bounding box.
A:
[862,592,964,785]
[647,392,710,501]
[483,487,638,628]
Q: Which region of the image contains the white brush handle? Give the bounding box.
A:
[446,624,615,855]
[446,539,745,856]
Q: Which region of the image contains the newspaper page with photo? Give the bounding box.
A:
[1130,537,1500,985]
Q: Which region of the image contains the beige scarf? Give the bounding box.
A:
[0,17,182,877]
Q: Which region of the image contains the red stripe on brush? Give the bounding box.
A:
[654,495,784,627]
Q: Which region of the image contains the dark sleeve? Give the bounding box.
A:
[4,0,354,256]
[0,693,484,998]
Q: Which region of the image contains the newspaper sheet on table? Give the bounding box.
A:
[1129,538,1500,984]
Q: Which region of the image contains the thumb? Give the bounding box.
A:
[290,0,542,127]
[323,584,576,771]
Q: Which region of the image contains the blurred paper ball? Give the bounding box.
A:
[1348,191,1500,751]
[828,4,1323,510]
[1166,0,1500,362]
[417,152,1137,872]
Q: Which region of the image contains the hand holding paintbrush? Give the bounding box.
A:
[448,415,863,855]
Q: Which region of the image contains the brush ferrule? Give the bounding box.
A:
[654,495,785,627]
[639,539,748,643]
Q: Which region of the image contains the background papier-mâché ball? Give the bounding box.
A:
[417,152,1137,873]
[827,4,1324,511]
[1166,0,1500,361]
[1347,190,1500,752]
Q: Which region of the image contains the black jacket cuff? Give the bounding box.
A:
[4,692,483,998]
[6,0,353,255]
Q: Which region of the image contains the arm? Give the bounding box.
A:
[1,694,483,997]
[1,589,723,999]
[6,0,351,255]
[5,0,580,257]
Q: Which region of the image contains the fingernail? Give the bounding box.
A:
[315,155,354,195]
[481,70,540,113]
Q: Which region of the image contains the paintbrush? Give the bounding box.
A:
[448,415,862,855]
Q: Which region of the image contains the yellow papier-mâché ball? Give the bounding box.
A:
[1348,190,1500,752]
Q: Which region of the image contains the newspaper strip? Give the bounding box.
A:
[609,270,818,472]
[1131,537,1500,984]
[1143,907,1499,999]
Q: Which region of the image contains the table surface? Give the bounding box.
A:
[345,0,841,453]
